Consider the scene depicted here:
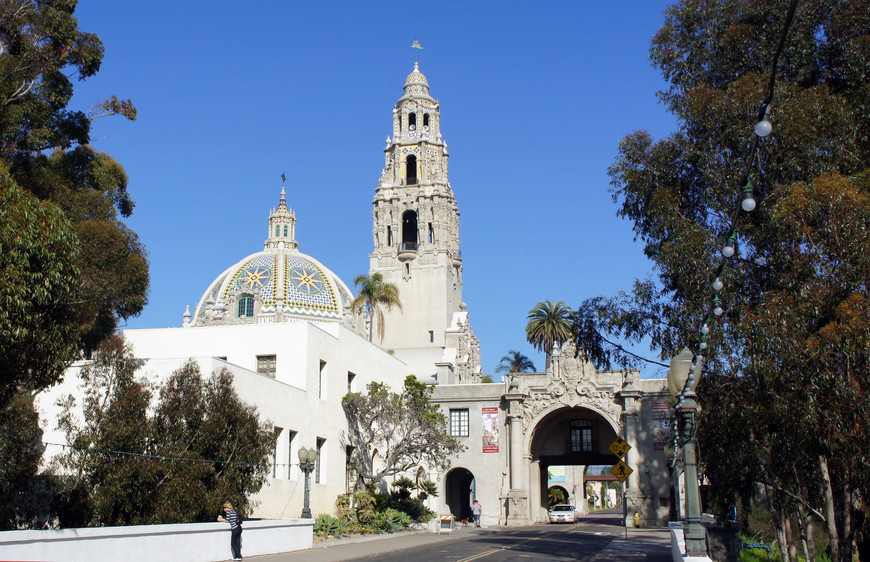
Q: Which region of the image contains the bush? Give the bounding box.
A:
[375,508,412,532]
[314,513,347,538]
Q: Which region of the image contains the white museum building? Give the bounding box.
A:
[37,62,674,527]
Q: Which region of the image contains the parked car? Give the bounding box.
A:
[548,504,579,523]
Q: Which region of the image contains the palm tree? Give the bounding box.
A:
[525,300,573,369]
[352,273,401,343]
[495,350,536,374]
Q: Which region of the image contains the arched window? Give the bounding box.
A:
[405,155,417,185]
[408,112,417,130]
[402,210,418,250]
[283,225,288,237]
[423,113,430,127]
[275,225,280,237]
[238,295,255,318]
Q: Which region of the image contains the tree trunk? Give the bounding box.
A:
[841,476,852,562]
[819,455,841,562]
[785,513,799,562]
[798,503,816,562]
[768,491,791,562]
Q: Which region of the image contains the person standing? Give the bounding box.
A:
[218,502,243,560]
[471,499,482,527]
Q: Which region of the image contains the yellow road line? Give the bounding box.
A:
[455,524,580,562]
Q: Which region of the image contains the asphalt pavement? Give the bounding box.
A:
[243,510,673,562]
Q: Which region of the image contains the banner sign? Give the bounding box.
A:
[482,407,499,453]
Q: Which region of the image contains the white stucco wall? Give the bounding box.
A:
[35,321,413,521]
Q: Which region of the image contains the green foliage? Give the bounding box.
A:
[416,478,438,500]
[576,1,870,559]
[314,513,348,537]
[342,375,464,489]
[547,487,567,507]
[352,273,401,343]
[55,340,273,526]
[495,350,536,374]
[0,395,45,530]
[374,508,412,533]
[0,168,80,407]
[0,1,147,405]
[525,301,573,368]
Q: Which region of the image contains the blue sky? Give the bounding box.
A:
[71,1,678,379]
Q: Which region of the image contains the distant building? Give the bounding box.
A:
[38,63,674,527]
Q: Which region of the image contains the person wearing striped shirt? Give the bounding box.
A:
[218,501,243,560]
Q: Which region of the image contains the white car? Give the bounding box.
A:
[548,504,579,523]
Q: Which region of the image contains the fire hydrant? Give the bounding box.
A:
[634,513,640,527]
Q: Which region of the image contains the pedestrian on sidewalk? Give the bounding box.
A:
[471,499,482,527]
[218,501,243,560]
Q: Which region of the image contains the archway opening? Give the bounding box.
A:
[402,210,418,251]
[530,407,621,523]
[444,467,476,522]
[405,155,417,184]
[547,484,570,508]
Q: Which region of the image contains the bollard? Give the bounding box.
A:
[634,513,640,527]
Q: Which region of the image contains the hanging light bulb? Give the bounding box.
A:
[712,277,724,291]
[712,294,724,316]
[699,334,708,350]
[701,324,710,335]
[755,104,772,138]
[741,179,757,212]
[722,229,737,258]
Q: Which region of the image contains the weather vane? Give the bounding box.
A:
[411,38,423,63]
[281,172,286,185]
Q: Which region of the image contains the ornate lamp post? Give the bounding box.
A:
[298,447,317,519]
[667,348,707,556]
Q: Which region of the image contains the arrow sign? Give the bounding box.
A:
[609,437,631,459]
[611,459,633,483]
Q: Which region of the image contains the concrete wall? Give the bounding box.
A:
[0,519,313,562]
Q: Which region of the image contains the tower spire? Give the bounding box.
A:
[266,178,298,251]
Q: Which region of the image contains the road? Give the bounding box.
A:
[252,510,673,562]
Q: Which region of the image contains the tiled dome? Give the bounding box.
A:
[191,188,354,327]
[403,61,430,96]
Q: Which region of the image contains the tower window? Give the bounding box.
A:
[238,295,254,318]
[429,330,434,343]
[569,419,593,453]
[402,210,418,251]
[283,225,288,237]
[423,113,430,127]
[405,155,417,185]
[387,226,393,246]
[428,223,434,243]
[408,112,417,130]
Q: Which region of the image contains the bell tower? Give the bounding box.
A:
[369,62,479,382]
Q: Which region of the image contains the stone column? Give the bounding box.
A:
[529,457,541,523]
[509,414,523,489]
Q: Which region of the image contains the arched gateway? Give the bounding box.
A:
[430,342,672,527]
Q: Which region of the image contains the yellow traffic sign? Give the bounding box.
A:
[611,460,633,483]
[609,437,631,459]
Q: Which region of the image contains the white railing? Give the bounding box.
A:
[0,519,313,562]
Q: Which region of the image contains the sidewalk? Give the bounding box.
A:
[246,524,674,562]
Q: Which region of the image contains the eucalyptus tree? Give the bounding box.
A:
[572,1,870,559]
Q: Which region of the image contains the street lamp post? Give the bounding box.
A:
[298,447,317,519]
[668,348,707,556]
